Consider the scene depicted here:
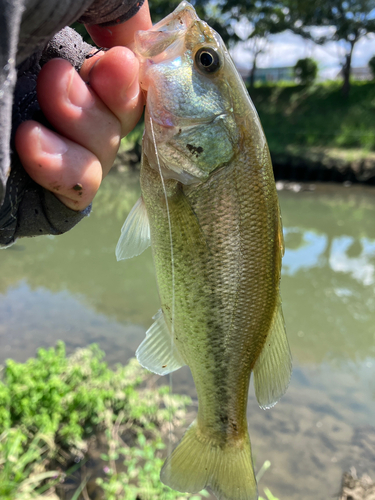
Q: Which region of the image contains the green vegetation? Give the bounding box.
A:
[369,55,375,79]
[248,81,375,155]
[0,428,63,499]
[0,343,199,499]
[284,0,375,96]
[294,58,318,85]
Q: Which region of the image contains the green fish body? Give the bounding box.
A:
[116,3,292,499]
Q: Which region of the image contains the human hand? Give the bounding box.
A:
[15,1,152,211]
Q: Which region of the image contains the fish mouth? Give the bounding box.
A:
[151,1,199,33]
[133,2,198,58]
[134,2,219,60]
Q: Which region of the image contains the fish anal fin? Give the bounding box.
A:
[254,297,292,410]
[161,420,257,500]
[116,197,151,261]
[136,310,185,375]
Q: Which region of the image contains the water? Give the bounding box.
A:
[0,172,374,499]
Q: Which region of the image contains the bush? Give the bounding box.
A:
[369,55,375,79]
[294,58,318,85]
[0,343,194,499]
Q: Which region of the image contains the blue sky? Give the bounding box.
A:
[231,30,375,79]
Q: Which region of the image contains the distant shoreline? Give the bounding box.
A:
[248,81,375,185]
[271,147,375,185]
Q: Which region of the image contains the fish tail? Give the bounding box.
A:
[160,420,258,500]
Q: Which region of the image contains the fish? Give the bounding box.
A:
[116,2,292,499]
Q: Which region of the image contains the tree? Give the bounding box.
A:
[369,54,375,79]
[245,36,269,87]
[287,0,375,96]
[194,0,294,87]
[294,57,318,84]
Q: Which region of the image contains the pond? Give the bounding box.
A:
[0,172,375,500]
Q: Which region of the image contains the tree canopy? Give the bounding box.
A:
[285,0,375,94]
[148,0,375,95]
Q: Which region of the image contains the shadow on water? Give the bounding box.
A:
[0,172,374,499]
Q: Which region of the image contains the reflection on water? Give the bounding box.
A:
[283,228,327,275]
[0,174,375,499]
[285,227,375,285]
[330,236,375,286]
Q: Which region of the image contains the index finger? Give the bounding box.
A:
[85,0,152,48]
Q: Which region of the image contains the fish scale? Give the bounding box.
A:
[116,2,292,499]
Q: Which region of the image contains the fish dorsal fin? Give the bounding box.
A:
[136,310,186,376]
[116,197,151,261]
[253,297,292,409]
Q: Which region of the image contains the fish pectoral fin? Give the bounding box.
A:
[254,296,292,410]
[136,309,186,375]
[116,197,151,261]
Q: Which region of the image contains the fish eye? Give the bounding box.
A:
[195,47,221,74]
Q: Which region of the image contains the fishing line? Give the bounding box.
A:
[149,115,175,487]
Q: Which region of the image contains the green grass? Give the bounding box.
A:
[0,343,197,499]
[248,81,375,154]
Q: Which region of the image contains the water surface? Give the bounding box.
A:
[1,173,374,499]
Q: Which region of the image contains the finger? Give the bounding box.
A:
[84,46,144,137]
[85,0,152,48]
[37,58,121,177]
[15,121,102,211]
[79,49,105,78]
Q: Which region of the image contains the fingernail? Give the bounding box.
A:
[38,127,68,155]
[66,68,95,108]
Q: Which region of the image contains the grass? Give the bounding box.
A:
[248,81,375,156]
[0,343,196,499]
[0,428,63,499]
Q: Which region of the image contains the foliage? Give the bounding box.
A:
[0,342,149,450]
[97,413,210,500]
[294,58,318,85]
[286,0,375,95]
[0,428,62,499]
[369,55,375,79]
[0,343,194,499]
[249,81,375,152]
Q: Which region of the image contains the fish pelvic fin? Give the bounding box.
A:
[254,296,292,410]
[161,420,258,500]
[136,310,186,375]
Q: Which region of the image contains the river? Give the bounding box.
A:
[0,172,374,500]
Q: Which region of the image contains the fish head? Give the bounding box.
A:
[134,1,259,184]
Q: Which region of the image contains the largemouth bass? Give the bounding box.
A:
[116,2,292,499]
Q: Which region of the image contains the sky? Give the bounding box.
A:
[231,30,375,79]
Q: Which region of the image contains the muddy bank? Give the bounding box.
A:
[272,147,375,185]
